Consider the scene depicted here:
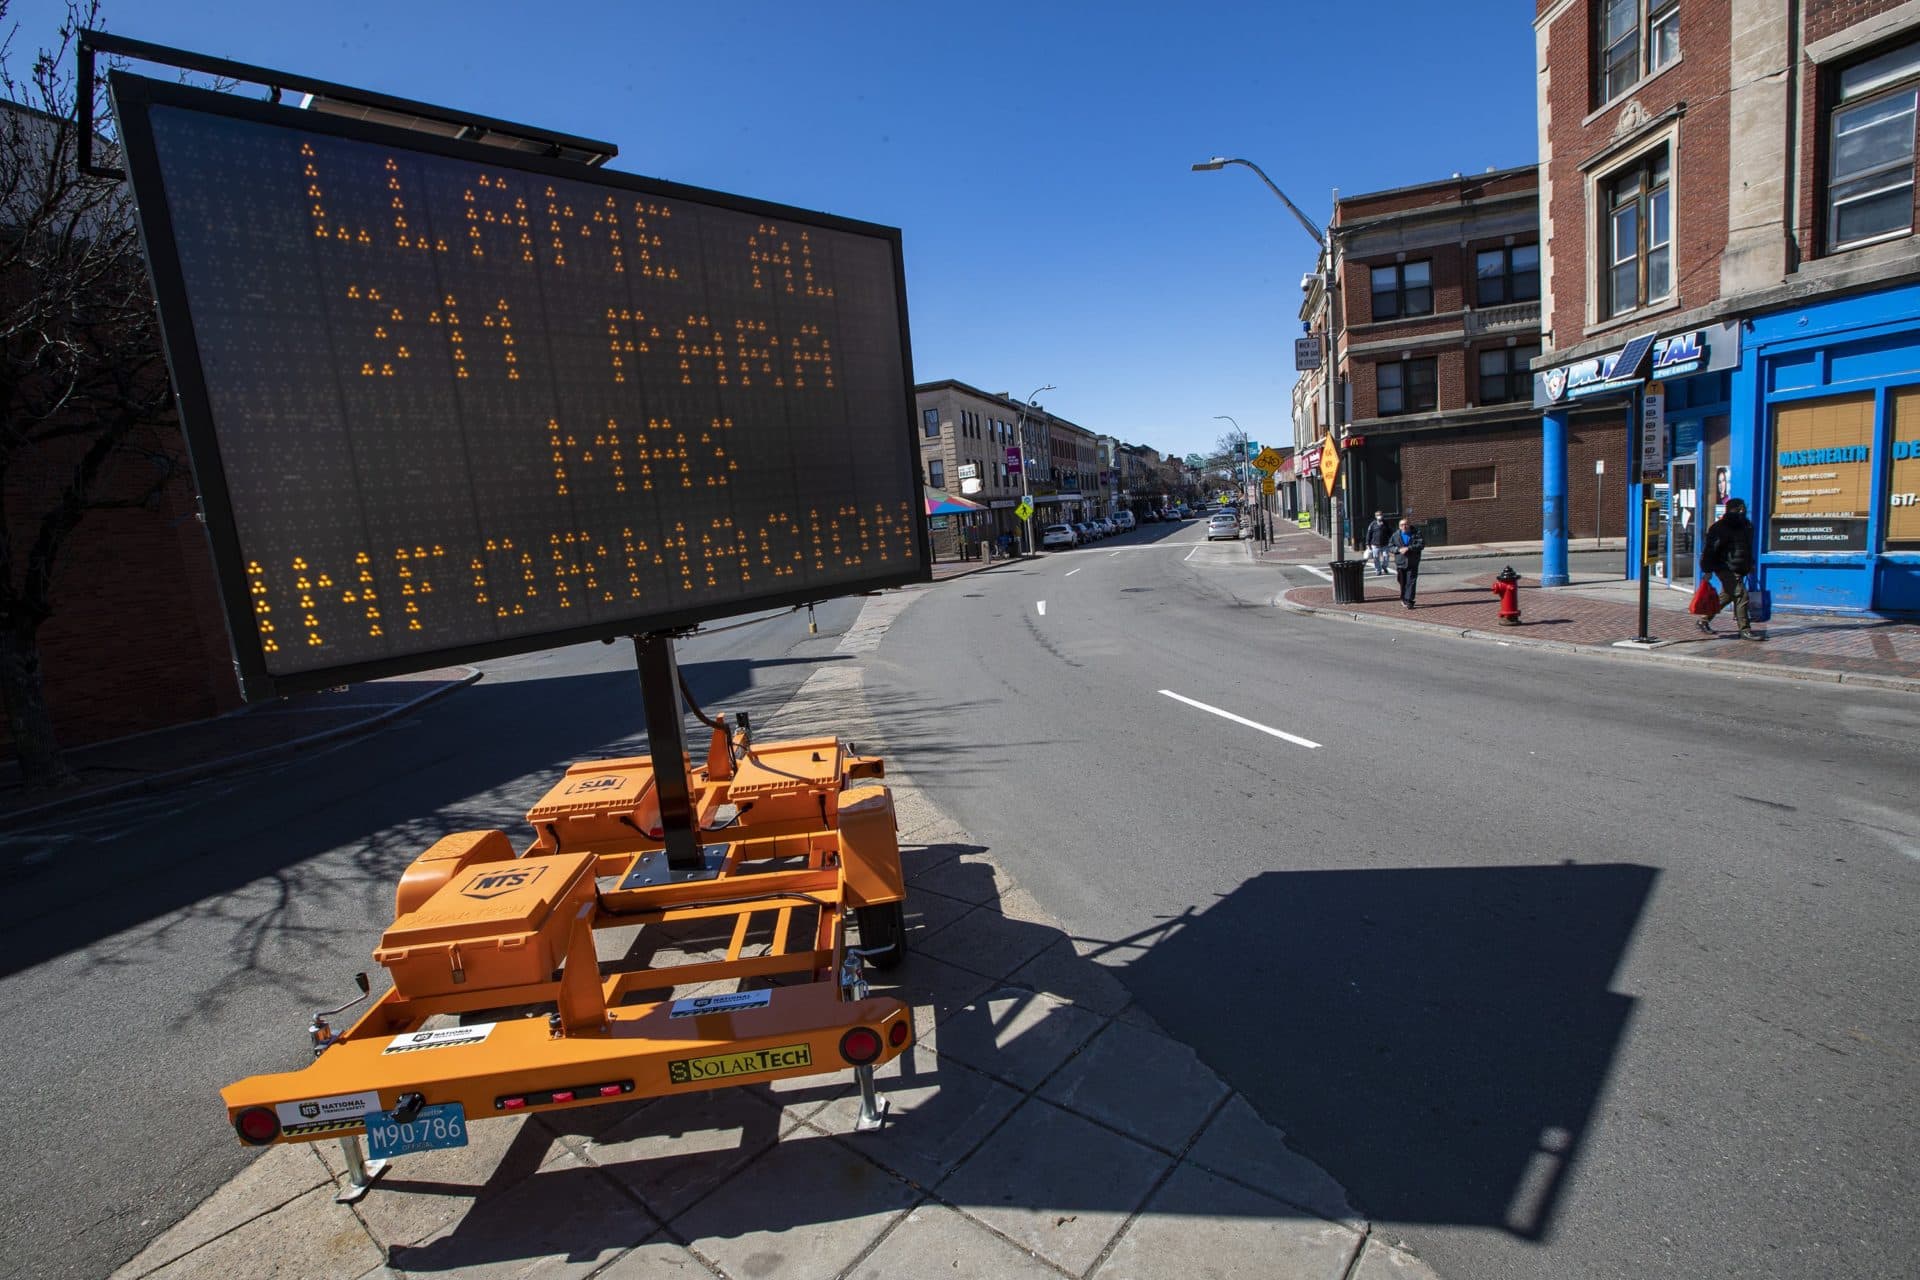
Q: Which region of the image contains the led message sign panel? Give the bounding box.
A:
[111,75,924,698]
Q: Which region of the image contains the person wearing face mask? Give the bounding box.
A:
[1697,497,1764,640]
[1391,516,1425,609]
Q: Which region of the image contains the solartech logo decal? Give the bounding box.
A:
[460,865,547,900]
[667,1044,812,1085]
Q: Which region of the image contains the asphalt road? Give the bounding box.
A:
[0,599,860,1280]
[860,519,1920,1280]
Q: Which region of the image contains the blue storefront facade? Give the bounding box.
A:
[1535,323,1741,593]
[1737,283,1920,616]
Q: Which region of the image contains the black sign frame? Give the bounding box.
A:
[110,72,926,700]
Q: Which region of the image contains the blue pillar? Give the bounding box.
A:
[1541,407,1570,586]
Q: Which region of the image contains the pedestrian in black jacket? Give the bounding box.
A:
[1698,498,1764,639]
[1365,511,1393,575]
[1392,517,1425,608]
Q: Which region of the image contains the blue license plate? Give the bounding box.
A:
[365,1103,468,1160]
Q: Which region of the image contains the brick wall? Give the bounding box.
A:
[2,427,242,755]
[1541,0,1733,349]
[1396,414,1628,543]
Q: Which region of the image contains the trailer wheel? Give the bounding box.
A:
[855,901,906,970]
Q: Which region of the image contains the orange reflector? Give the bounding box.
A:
[551,1090,575,1103]
[840,1026,882,1065]
[501,1097,526,1110]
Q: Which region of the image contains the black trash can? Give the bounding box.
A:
[1330,559,1367,604]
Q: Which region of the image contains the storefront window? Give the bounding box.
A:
[1888,389,1920,549]
[1768,393,1873,551]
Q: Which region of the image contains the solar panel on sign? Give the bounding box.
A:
[1611,332,1658,383]
[110,75,926,698]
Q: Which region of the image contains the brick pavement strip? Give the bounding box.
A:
[1283,583,1920,689]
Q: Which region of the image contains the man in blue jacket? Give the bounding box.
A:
[1392,517,1425,609]
[1698,498,1764,640]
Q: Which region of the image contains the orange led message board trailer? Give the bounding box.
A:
[109,74,926,699]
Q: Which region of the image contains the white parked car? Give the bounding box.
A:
[1111,511,1136,530]
[1041,523,1078,550]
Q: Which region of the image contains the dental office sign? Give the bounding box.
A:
[1533,322,1741,408]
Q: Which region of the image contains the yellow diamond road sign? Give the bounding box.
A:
[1014,497,1034,522]
[1254,447,1284,473]
[1320,443,1341,495]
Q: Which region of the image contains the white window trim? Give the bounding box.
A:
[1584,123,1681,332]
[1826,73,1920,253]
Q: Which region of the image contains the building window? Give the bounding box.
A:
[1478,344,1541,404]
[1377,358,1437,415]
[1595,0,1679,107]
[928,459,944,488]
[1475,245,1540,305]
[1827,42,1920,251]
[1450,465,1498,501]
[1370,260,1432,320]
[1603,147,1671,318]
[923,408,940,438]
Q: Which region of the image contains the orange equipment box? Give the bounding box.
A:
[526,759,661,850]
[373,851,596,998]
[730,737,845,826]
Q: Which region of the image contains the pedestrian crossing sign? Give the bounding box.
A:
[1015,497,1034,521]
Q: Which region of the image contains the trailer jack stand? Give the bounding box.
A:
[334,1135,388,1204]
[854,1063,888,1132]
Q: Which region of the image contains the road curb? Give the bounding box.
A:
[1274,595,1920,694]
[0,668,483,829]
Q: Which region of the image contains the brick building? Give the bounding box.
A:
[914,380,1102,553]
[1298,165,1579,548]
[1533,0,1920,612]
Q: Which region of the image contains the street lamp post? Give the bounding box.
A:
[1193,155,1343,563]
[1014,383,1054,557]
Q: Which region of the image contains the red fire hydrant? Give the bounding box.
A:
[1491,565,1522,625]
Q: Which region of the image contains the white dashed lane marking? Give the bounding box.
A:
[1158,689,1321,749]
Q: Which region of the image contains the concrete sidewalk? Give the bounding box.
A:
[1270,548,1920,692]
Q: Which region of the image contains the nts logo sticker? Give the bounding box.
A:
[461,865,547,900]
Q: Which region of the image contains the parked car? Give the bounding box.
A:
[1206,511,1241,541]
[1041,523,1078,550]
[1076,521,1099,542]
[1096,517,1117,536]
[1112,511,1136,530]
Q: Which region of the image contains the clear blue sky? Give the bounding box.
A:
[5,0,1539,462]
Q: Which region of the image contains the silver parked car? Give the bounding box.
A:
[1206,511,1241,541]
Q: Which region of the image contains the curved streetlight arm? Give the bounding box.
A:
[1192,156,1324,248]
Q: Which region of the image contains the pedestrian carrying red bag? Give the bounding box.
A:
[1688,576,1719,617]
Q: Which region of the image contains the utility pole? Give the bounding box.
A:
[1015,383,1054,556]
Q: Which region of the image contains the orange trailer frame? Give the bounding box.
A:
[221,636,911,1200]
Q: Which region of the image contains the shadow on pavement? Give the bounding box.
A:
[0,655,841,979]
[1122,861,1657,1239]
[326,850,1653,1278]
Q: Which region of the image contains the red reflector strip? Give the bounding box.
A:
[494,1080,634,1111]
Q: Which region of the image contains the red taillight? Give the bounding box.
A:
[501,1096,526,1110]
[234,1107,280,1146]
[550,1090,575,1104]
[840,1026,882,1065]
[888,1019,910,1048]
